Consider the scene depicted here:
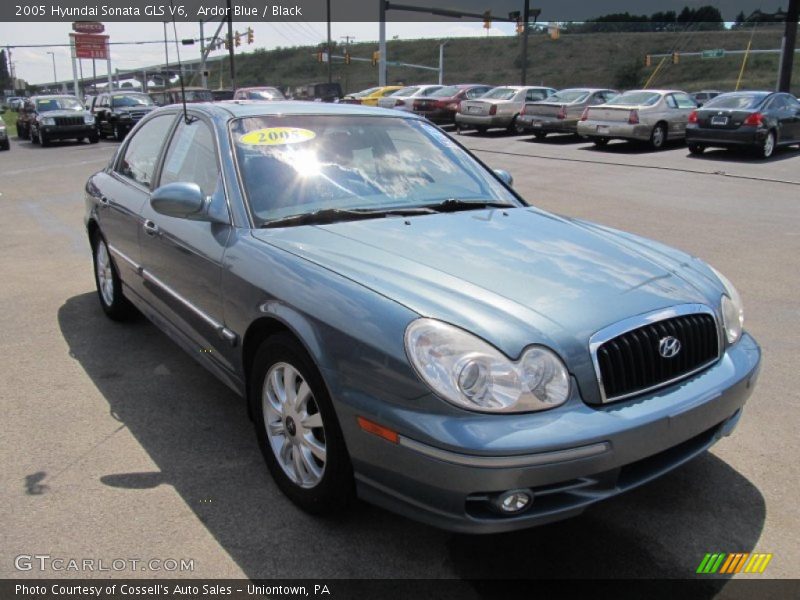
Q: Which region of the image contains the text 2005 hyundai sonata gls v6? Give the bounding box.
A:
[85,102,760,533]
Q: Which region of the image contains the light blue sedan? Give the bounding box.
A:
[84,101,760,533]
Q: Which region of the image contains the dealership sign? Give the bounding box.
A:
[71,33,110,60]
[72,21,105,34]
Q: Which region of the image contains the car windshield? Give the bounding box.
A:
[353,87,381,98]
[607,91,661,106]
[247,89,284,100]
[703,94,766,110]
[36,97,83,111]
[111,94,154,107]
[231,115,520,226]
[482,88,517,100]
[392,87,419,97]
[430,86,460,98]
[184,90,213,102]
[548,90,590,103]
[418,86,443,97]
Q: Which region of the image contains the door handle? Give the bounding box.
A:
[143,220,159,236]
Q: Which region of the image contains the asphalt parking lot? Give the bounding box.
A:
[1,129,798,584]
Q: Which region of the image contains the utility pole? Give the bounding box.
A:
[777,0,798,92]
[326,0,333,84]
[520,0,530,85]
[226,0,236,90]
[163,22,169,69]
[199,20,207,89]
[438,41,447,85]
[46,51,57,91]
[378,0,387,85]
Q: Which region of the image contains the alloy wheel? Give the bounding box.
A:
[262,362,327,488]
[763,132,775,158]
[95,240,114,306]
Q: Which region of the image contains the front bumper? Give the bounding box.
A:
[686,125,765,148]
[455,113,513,129]
[336,333,760,533]
[577,120,652,141]
[518,115,577,134]
[41,124,95,140]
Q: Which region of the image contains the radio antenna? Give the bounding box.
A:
[169,0,192,124]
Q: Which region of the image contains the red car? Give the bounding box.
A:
[412,84,493,125]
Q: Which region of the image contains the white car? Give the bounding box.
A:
[377,85,444,112]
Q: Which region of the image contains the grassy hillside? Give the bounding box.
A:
[1,109,17,136]
[196,28,798,96]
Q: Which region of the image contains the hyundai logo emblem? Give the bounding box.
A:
[658,336,682,359]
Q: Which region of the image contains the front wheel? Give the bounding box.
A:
[92,234,135,321]
[112,124,124,141]
[688,143,704,155]
[250,334,353,514]
[38,129,50,147]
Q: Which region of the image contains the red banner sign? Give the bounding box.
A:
[73,21,105,34]
[72,33,109,60]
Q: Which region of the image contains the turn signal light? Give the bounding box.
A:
[688,110,698,124]
[628,109,640,125]
[357,417,399,443]
[556,105,567,120]
[743,112,763,126]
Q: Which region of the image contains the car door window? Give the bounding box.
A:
[526,89,549,102]
[674,93,697,109]
[159,118,227,221]
[665,95,679,109]
[116,114,175,189]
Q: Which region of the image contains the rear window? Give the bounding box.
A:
[704,94,766,110]
[392,87,420,97]
[607,91,661,106]
[430,86,460,97]
[482,88,518,100]
[548,90,589,103]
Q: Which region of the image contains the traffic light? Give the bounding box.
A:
[344,53,352,65]
[645,54,652,67]
[372,50,380,66]
[483,10,491,29]
[246,27,254,45]
[672,52,679,64]
[235,31,241,47]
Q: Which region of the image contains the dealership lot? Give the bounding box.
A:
[1,132,798,580]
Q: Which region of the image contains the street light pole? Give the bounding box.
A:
[46,51,57,92]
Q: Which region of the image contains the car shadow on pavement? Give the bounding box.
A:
[59,292,766,588]
[686,145,800,165]
[519,133,585,145]
[579,139,687,155]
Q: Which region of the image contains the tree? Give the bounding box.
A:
[0,49,11,91]
[732,10,747,29]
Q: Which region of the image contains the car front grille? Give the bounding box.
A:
[54,116,85,127]
[128,110,149,122]
[594,311,720,402]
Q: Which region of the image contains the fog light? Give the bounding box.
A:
[495,489,533,514]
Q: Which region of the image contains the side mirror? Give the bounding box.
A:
[151,182,208,220]
[494,169,513,187]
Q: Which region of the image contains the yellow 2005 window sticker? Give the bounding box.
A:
[239,127,316,146]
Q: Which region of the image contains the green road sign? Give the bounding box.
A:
[702,49,725,59]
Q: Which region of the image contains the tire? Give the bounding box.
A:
[30,127,39,144]
[249,333,354,515]
[533,131,548,140]
[757,130,776,159]
[91,233,136,321]
[0,139,9,151]
[17,125,26,140]
[89,133,100,144]
[38,129,50,147]
[112,124,123,141]
[688,143,704,155]
[650,123,667,150]
[508,116,525,135]
[592,137,609,147]
[475,126,488,135]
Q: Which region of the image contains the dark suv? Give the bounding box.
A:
[18,95,98,146]
[90,92,156,140]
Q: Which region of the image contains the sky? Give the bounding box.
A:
[1,21,518,86]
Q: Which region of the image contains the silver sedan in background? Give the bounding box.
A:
[519,88,618,139]
[455,86,555,134]
[577,89,698,150]
[377,85,444,112]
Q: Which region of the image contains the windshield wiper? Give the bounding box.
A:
[261,206,436,228]
[424,198,517,213]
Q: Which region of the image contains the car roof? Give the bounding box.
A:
[31,95,79,100]
[183,100,424,120]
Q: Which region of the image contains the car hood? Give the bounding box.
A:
[40,110,88,118]
[252,208,723,402]
[115,105,156,113]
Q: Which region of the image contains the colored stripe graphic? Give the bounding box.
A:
[698,553,773,574]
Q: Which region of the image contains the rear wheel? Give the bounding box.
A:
[475,126,488,135]
[508,116,525,135]
[592,137,609,147]
[758,130,776,159]
[533,131,548,140]
[249,334,354,514]
[650,123,667,150]
[92,233,136,321]
[688,143,705,155]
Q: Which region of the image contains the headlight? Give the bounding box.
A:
[710,266,744,344]
[84,114,95,124]
[404,319,570,413]
[40,117,55,126]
